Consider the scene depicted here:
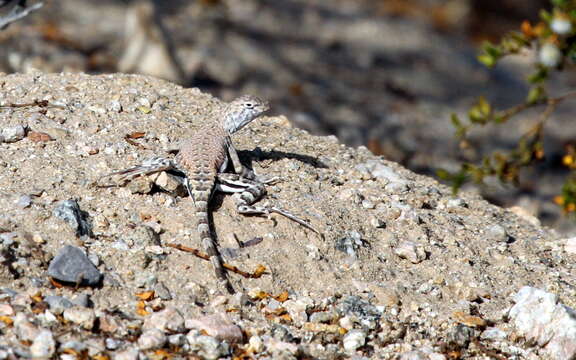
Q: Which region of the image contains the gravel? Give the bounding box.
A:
[0,73,573,359]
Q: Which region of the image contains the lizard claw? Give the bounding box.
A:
[258,176,281,185]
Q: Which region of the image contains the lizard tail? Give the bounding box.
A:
[195,196,235,294]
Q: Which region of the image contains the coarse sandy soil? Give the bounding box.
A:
[3,0,576,234]
[0,73,574,359]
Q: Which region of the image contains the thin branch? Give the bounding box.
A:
[497,89,576,121]
[0,100,65,109]
[0,1,43,30]
[166,243,267,279]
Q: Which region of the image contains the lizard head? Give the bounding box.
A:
[224,95,270,134]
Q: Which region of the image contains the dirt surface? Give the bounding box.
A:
[0,73,574,359]
[3,0,576,235]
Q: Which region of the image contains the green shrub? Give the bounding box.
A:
[439,0,576,214]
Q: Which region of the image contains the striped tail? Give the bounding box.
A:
[194,188,235,294]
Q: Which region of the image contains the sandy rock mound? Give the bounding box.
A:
[0,73,573,359]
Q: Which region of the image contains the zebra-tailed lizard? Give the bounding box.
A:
[101,95,319,294]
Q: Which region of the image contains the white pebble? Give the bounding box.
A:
[138,328,166,350]
[30,329,56,358]
[343,329,366,352]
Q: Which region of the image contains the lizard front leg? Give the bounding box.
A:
[225,138,280,184]
[226,137,256,180]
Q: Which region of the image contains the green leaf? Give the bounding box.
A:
[468,105,484,124]
[509,32,530,48]
[478,54,496,67]
[436,168,452,181]
[527,67,549,84]
[540,9,552,22]
[526,86,546,104]
[483,43,502,58]
[451,113,461,127]
[551,0,567,7]
[493,114,509,124]
[478,96,491,116]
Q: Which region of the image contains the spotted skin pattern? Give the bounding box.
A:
[176,95,269,294]
[101,96,319,294]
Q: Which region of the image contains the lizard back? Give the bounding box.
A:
[176,121,233,293]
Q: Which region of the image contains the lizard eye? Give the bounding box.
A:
[244,102,255,109]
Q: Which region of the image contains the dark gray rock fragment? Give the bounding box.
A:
[71,293,92,308]
[43,295,73,315]
[52,200,92,238]
[447,324,473,348]
[337,296,381,323]
[47,245,102,286]
[154,282,172,301]
[335,231,367,258]
[271,324,295,342]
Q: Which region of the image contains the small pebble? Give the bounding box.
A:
[60,341,87,353]
[247,335,264,353]
[369,216,386,228]
[124,225,160,248]
[15,195,32,209]
[71,293,91,308]
[63,307,96,330]
[339,316,355,330]
[446,198,466,208]
[44,295,73,315]
[485,224,508,243]
[0,304,14,316]
[52,200,92,237]
[481,327,507,340]
[168,334,187,347]
[394,241,426,264]
[105,338,123,350]
[335,231,365,258]
[30,329,56,358]
[187,331,230,360]
[284,299,309,325]
[266,298,282,311]
[362,199,375,209]
[337,296,381,323]
[154,282,173,301]
[264,337,299,356]
[509,286,576,359]
[143,307,185,333]
[114,348,140,360]
[309,311,335,323]
[185,313,243,344]
[99,313,121,334]
[14,313,40,341]
[343,329,366,352]
[108,100,123,113]
[1,125,26,143]
[138,328,166,350]
[47,245,102,286]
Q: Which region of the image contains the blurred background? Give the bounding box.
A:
[2,0,575,234]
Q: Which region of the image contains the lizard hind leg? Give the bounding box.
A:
[216,173,322,236]
[99,157,178,184]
